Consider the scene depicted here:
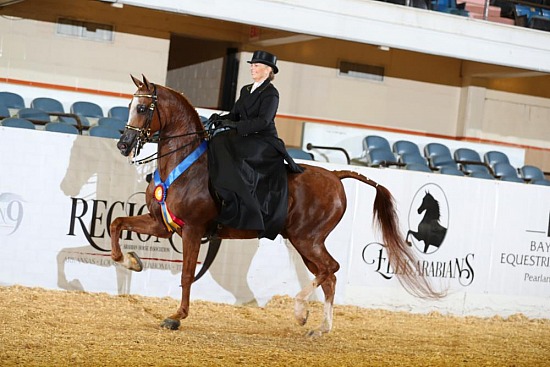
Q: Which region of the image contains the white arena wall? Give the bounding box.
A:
[1,126,549,319]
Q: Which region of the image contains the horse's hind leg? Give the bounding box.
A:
[110,214,171,271]
[315,273,337,336]
[290,238,340,337]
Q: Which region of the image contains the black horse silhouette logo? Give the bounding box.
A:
[406,191,447,253]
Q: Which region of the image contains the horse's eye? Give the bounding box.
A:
[137,104,147,114]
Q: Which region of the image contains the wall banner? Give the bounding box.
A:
[0,127,549,317]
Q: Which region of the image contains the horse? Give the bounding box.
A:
[110,75,442,337]
[406,192,447,253]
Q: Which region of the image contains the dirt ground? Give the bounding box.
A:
[0,285,549,366]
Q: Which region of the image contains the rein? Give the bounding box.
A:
[132,131,204,166]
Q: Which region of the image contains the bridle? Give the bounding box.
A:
[125,83,209,165]
[126,83,161,158]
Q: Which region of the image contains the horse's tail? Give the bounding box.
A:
[333,170,445,299]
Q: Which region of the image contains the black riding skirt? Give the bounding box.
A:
[207,132,288,240]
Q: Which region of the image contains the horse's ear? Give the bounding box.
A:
[131,74,142,88]
[142,74,151,90]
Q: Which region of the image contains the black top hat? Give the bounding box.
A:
[247,50,278,74]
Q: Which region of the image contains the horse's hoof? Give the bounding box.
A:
[127,252,143,272]
[161,318,180,330]
[305,329,323,338]
[296,310,309,326]
[57,278,84,291]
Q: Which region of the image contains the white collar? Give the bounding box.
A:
[251,78,267,93]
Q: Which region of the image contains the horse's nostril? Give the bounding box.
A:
[117,142,127,151]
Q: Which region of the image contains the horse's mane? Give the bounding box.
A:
[157,84,202,129]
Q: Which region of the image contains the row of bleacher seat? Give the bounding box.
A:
[0,91,129,138]
[358,135,550,185]
[376,0,550,31]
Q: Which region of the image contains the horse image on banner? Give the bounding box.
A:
[406,185,449,254]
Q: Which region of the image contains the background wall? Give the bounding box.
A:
[0,16,169,93]
[167,58,224,109]
[1,3,549,171]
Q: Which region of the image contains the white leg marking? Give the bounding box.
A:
[294,280,318,326]
[321,299,334,333]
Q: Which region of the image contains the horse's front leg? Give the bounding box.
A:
[110,214,171,271]
[161,226,203,330]
[405,230,417,245]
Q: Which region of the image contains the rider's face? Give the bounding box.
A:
[250,63,271,82]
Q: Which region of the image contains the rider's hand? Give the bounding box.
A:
[208,113,221,122]
[221,120,238,129]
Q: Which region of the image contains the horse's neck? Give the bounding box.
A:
[422,209,440,221]
[156,113,204,177]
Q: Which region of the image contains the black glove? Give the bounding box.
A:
[220,119,238,129]
[208,113,222,122]
[205,113,224,131]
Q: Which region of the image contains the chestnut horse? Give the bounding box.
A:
[110,75,441,337]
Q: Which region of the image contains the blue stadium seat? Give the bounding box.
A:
[287,148,314,160]
[393,140,422,157]
[31,97,65,114]
[0,117,35,130]
[393,140,429,167]
[364,135,392,151]
[499,175,525,183]
[469,170,495,180]
[405,163,432,172]
[17,108,51,124]
[439,166,465,176]
[60,115,90,129]
[424,143,456,170]
[0,105,10,118]
[520,165,545,182]
[98,117,126,132]
[400,152,429,167]
[108,106,129,122]
[519,165,550,186]
[45,122,79,135]
[0,91,25,110]
[484,151,510,172]
[493,162,521,181]
[89,125,121,139]
[367,148,398,167]
[71,101,104,119]
[431,0,469,16]
[454,148,492,176]
[514,4,550,31]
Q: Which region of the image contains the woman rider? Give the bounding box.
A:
[207,50,303,240]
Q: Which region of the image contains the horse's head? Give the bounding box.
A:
[418,191,439,216]
[117,75,162,157]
